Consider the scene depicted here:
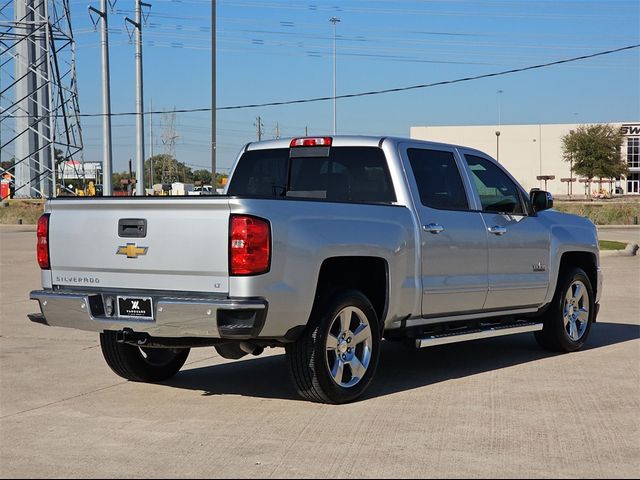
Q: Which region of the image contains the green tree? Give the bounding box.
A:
[144,154,194,185]
[54,148,65,165]
[0,157,15,173]
[561,124,627,180]
[112,171,134,192]
[192,169,212,185]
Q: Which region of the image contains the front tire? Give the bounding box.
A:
[535,266,594,352]
[285,290,381,404]
[100,331,190,382]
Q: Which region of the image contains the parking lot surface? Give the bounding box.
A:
[597,226,640,245]
[1,225,638,478]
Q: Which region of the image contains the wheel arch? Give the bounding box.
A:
[312,256,389,331]
[541,250,599,319]
[558,251,598,300]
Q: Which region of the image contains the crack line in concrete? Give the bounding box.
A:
[0,382,128,420]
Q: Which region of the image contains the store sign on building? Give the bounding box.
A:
[620,124,640,135]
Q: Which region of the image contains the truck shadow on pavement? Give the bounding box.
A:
[164,321,639,402]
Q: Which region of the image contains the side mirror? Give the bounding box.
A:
[530,190,553,213]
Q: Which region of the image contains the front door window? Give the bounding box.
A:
[464,155,525,215]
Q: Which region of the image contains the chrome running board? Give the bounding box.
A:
[415,322,543,348]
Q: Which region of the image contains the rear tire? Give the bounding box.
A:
[99,331,190,382]
[535,266,594,352]
[285,290,381,404]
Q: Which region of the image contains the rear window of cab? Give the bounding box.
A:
[227,147,396,204]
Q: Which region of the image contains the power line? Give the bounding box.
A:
[3,44,638,119]
[217,44,640,111]
[215,0,631,20]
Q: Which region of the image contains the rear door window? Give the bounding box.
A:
[407,148,469,210]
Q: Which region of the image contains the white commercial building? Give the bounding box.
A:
[410,122,640,196]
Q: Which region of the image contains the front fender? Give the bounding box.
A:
[539,210,599,305]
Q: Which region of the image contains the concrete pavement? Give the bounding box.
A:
[1,226,638,478]
[597,226,640,245]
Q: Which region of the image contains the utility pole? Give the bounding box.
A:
[211,0,217,188]
[255,116,263,141]
[89,0,114,195]
[149,99,154,187]
[330,16,340,135]
[125,0,151,196]
[128,158,132,194]
[274,122,280,139]
[39,0,53,198]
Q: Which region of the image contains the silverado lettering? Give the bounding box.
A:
[55,276,100,284]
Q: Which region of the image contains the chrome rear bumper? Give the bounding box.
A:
[29,290,267,339]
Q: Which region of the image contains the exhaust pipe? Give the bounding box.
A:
[215,342,263,359]
[116,330,264,355]
[239,342,264,356]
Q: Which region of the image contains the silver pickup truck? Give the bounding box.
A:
[29,136,602,404]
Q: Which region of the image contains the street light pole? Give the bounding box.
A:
[494,90,503,163]
[569,129,575,197]
[330,16,340,135]
[211,0,216,189]
[497,89,503,128]
[125,0,151,196]
[538,124,542,186]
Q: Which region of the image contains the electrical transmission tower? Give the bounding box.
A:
[160,111,178,184]
[254,116,263,141]
[0,0,85,199]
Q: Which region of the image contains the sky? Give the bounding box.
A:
[9,0,640,175]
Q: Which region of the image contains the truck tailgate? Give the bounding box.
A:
[47,198,230,294]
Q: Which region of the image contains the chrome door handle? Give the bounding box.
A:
[488,225,507,236]
[423,223,444,234]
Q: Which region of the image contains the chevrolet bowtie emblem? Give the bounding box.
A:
[116,243,148,259]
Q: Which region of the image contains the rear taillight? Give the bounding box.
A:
[230,215,271,276]
[37,213,50,270]
[290,137,332,147]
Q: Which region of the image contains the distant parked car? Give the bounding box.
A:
[188,185,214,196]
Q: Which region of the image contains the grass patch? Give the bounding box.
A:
[2,198,639,226]
[0,199,45,224]
[599,240,628,250]
[554,202,640,225]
